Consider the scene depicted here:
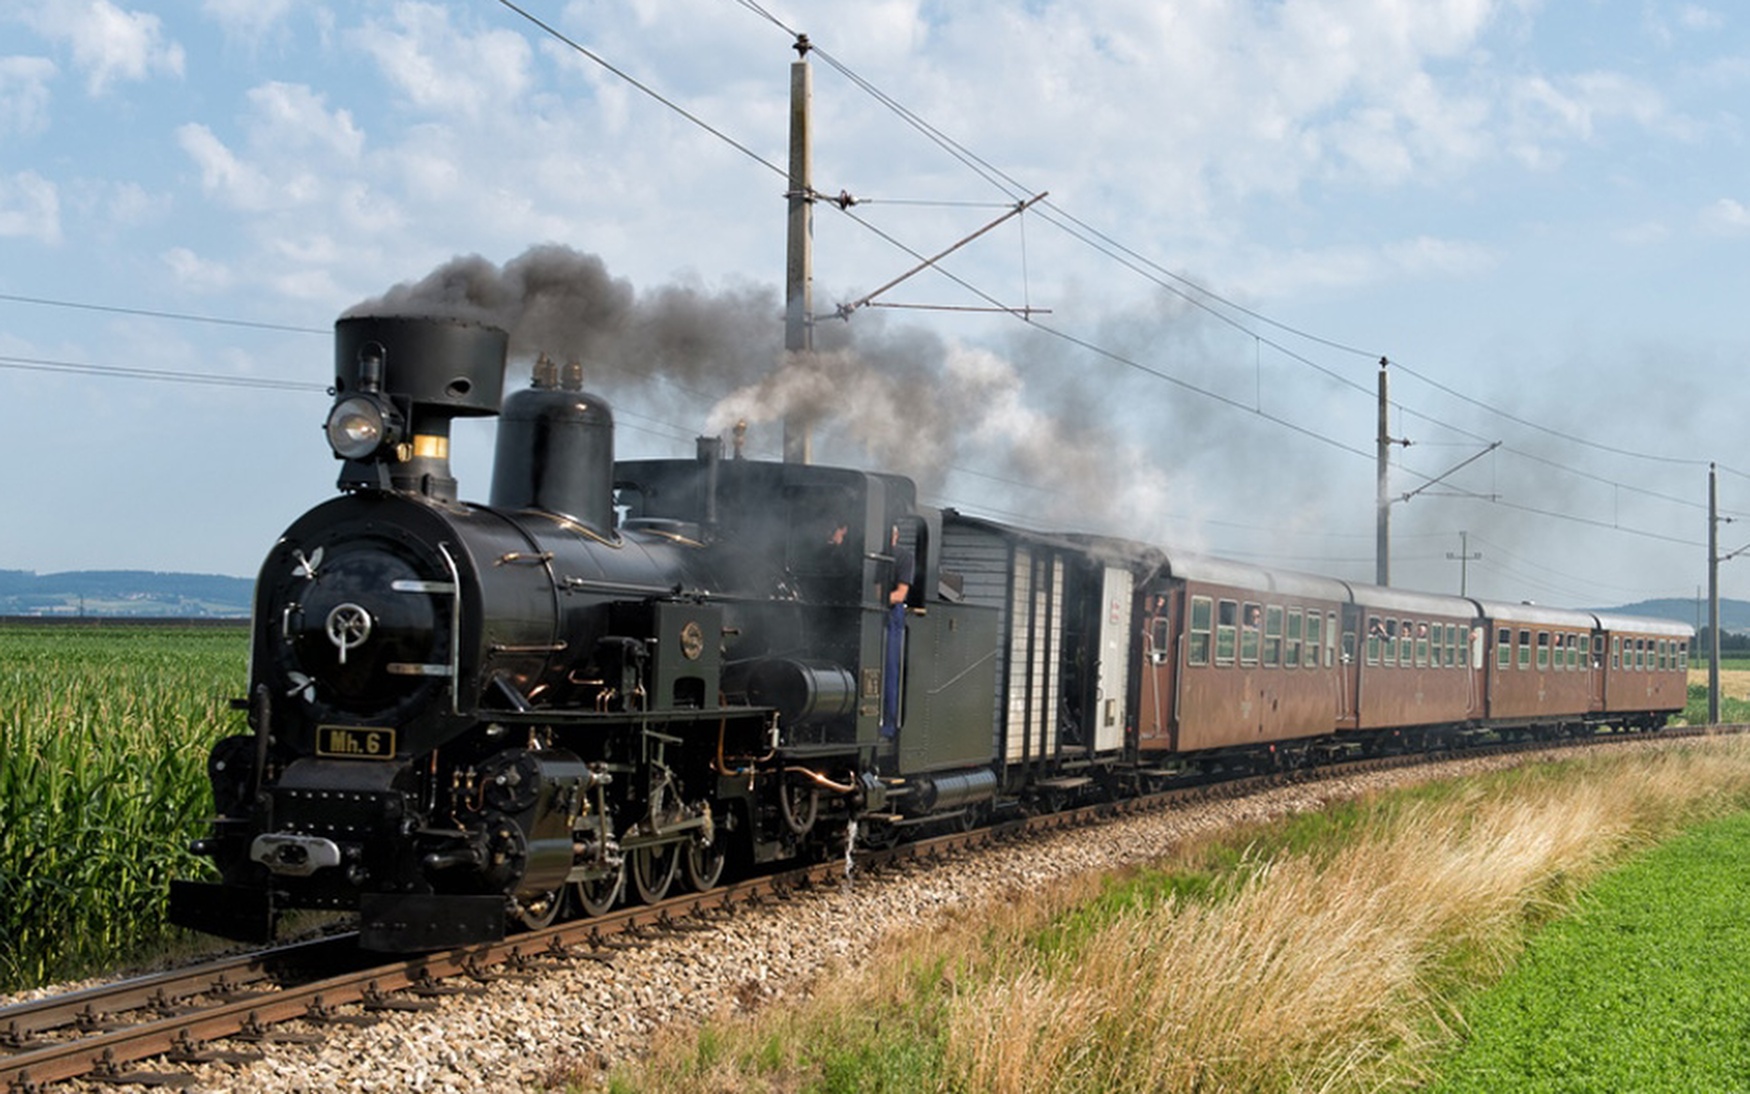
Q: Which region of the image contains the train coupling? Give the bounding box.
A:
[250,833,343,877]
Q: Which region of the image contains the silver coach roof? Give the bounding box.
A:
[1590,612,1695,638]
[1473,599,1598,629]
[1159,550,1352,601]
[1346,583,1479,620]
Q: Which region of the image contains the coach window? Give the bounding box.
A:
[1414,621,1430,668]
[1367,617,1383,665]
[1384,619,1399,665]
[1188,596,1213,666]
[1286,608,1303,667]
[1396,619,1411,666]
[1496,628,1511,670]
[1635,638,1646,671]
[1551,633,1564,671]
[1215,599,1238,665]
[1680,640,1690,670]
[1582,634,1595,669]
[1535,632,1550,670]
[1241,602,1262,665]
[1306,612,1322,668]
[1658,639,1668,671]
[1518,629,1532,669]
[1264,605,1284,667]
[1566,634,1577,670]
[1443,624,1456,668]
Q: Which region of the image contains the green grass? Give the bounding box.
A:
[1681,682,1750,725]
[0,623,246,991]
[1432,808,1750,1092]
[599,740,1750,1093]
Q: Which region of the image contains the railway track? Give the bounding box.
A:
[2,726,1731,1091]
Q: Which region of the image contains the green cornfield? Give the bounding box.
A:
[0,623,247,992]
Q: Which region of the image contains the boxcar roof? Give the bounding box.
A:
[1590,612,1695,638]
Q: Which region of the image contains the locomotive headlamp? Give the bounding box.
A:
[325,393,403,460]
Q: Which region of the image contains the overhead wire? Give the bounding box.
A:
[6,1,1732,582]
[495,0,1719,519]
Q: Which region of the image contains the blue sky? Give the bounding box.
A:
[2,0,1747,611]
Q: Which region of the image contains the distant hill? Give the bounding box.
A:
[0,570,252,618]
[1593,598,1750,634]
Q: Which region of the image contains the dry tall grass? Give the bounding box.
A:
[618,737,1750,1093]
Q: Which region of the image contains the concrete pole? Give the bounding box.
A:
[1376,357,1391,587]
[782,45,813,464]
[1709,462,1720,724]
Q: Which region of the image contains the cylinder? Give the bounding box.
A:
[911,768,998,813]
[743,658,856,726]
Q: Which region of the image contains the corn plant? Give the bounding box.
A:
[0,624,246,991]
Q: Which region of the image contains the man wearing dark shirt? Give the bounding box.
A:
[881,524,914,739]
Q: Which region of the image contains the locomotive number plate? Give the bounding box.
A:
[316,725,397,760]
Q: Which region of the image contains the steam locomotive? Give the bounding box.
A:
[170,314,1693,952]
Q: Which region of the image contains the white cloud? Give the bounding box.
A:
[1700,197,1750,235]
[0,55,57,136]
[1679,5,1726,32]
[349,2,533,119]
[177,122,275,211]
[21,0,184,95]
[201,0,296,43]
[246,82,366,161]
[161,246,234,292]
[0,170,61,243]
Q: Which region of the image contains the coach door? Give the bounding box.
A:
[1587,628,1606,712]
[1138,585,1181,749]
[1337,604,1361,728]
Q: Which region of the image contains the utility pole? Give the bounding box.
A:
[782,35,813,464]
[1376,358,1391,586]
[1447,531,1481,597]
[1709,462,1720,724]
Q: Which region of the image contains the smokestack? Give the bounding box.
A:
[330,315,506,501]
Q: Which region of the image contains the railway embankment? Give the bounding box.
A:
[7,734,1747,1091]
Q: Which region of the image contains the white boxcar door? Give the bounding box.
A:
[1095,566,1133,752]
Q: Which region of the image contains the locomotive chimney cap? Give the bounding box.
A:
[333,315,508,418]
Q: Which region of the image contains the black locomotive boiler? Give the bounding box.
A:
[171,314,999,951]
